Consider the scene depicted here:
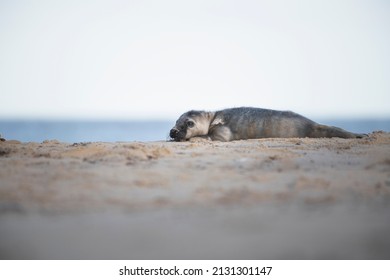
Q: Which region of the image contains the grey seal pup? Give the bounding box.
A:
[169,107,365,142]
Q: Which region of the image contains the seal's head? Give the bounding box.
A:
[169,110,211,141]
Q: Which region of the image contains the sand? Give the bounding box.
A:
[0,132,389,259]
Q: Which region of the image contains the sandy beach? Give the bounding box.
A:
[0,132,389,259]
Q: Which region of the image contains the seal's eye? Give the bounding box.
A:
[186,120,195,128]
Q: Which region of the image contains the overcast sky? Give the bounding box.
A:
[0,0,389,120]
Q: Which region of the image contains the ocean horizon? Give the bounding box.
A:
[0,118,389,143]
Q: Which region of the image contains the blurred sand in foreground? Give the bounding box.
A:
[0,132,389,259]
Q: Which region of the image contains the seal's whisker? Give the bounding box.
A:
[166,133,173,142]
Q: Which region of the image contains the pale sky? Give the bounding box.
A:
[0,0,389,120]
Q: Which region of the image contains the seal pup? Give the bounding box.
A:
[169,107,365,142]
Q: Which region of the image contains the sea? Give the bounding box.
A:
[0,119,389,143]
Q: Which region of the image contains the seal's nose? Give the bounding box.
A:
[170,128,179,139]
